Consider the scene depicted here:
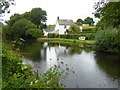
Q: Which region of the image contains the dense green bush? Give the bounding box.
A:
[82,25,95,32]
[2,43,63,89]
[12,19,36,39]
[60,33,95,40]
[26,29,43,39]
[68,24,80,33]
[95,27,120,53]
[60,34,80,39]
[48,33,59,38]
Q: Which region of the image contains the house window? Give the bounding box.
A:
[64,25,66,29]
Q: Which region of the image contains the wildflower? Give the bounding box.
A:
[30,82,33,85]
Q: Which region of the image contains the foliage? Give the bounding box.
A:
[2,25,13,40]
[29,8,47,29]
[83,17,95,25]
[2,44,34,88]
[48,33,59,38]
[12,19,36,40]
[68,24,80,33]
[95,27,120,53]
[0,0,15,16]
[26,29,43,39]
[7,14,22,26]
[2,7,47,41]
[47,25,55,29]
[60,34,80,39]
[94,1,120,29]
[38,38,95,45]
[82,25,96,32]
[76,18,83,24]
[60,33,95,40]
[2,43,63,89]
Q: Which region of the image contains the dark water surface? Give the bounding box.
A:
[21,42,120,88]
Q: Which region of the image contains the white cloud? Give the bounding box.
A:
[2,0,97,25]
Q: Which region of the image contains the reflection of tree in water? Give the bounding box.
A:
[68,46,82,55]
[67,44,93,55]
[21,42,44,60]
[48,42,59,47]
[94,52,120,79]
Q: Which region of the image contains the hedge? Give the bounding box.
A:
[48,33,59,38]
[60,33,95,40]
[48,33,95,40]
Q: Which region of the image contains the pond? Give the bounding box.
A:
[21,41,120,88]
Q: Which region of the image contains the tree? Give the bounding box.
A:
[68,24,80,33]
[26,29,43,39]
[12,19,36,40]
[76,18,83,24]
[7,13,22,26]
[83,17,95,25]
[0,0,15,16]
[29,8,47,29]
[94,1,120,28]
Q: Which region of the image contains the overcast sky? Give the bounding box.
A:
[2,0,99,25]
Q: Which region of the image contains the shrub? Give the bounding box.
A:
[12,19,36,40]
[2,43,63,88]
[60,34,80,39]
[48,33,59,38]
[95,27,120,53]
[26,29,43,39]
[60,33,95,40]
[68,24,80,33]
[82,25,95,32]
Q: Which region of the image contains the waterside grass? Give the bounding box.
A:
[37,38,95,45]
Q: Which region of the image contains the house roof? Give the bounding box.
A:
[43,29,59,33]
[43,29,54,32]
[58,19,74,25]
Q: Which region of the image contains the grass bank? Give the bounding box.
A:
[37,38,95,45]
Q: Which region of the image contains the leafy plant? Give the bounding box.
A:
[68,24,80,33]
[26,29,43,39]
[2,43,63,89]
[95,27,120,53]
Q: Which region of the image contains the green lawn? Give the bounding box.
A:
[37,38,95,45]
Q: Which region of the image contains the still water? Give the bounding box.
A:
[22,42,120,88]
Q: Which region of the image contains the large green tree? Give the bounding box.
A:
[94,0,120,28]
[83,17,95,25]
[76,18,83,24]
[29,8,47,29]
[7,13,22,26]
[12,18,36,39]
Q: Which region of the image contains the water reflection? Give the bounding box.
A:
[95,52,120,78]
[22,42,119,88]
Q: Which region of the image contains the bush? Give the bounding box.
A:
[82,25,95,32]
[68,24,80,33]
[2,43,63,88]
[95,27,120,53]
[60,34,80,39]
[26,29,43,39]
[12,19,36,40]
[60,33,95,40]
[48,33,59,38]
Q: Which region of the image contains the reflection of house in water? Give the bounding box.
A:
[41,42,68,69]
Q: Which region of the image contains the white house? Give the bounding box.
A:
[55,17,74,34]
[43,17,83,36]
